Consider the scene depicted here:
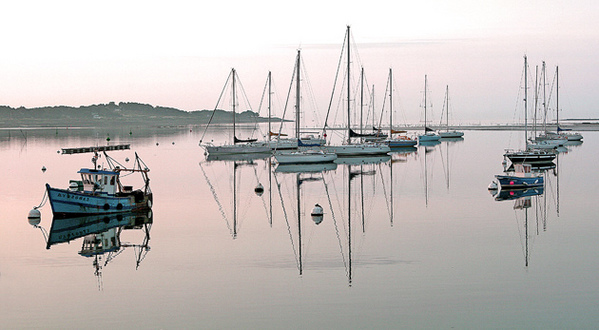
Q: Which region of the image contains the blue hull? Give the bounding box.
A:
[495,175,544,189]
[46,184,152,218]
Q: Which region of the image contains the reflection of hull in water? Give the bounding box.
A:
[440,136,464,143]
[418,140,441,147]
[493,187,544,201]
[495,175,543,189]
[46,211,153,248]
[46,184,152,218]
[334,155,391,165]
[506,163,556,172]
[204,144,271,155]
[389,146,417,155]
[275,162,338,173]
[206,152,271,162]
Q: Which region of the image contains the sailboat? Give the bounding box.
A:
[438,85,464,138]
[256,71,298,150]
[417,75,440,143]
[200,68,271,155]
[274,50,337,164]
[503,56,556,164]
[528,62,566,150]
[383,68,417,148]
[324,26,391,157]
[535,66,583,142]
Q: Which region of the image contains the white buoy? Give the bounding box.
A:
[28,208,41,226]
[254,183,264,196]
[311,204,324,225]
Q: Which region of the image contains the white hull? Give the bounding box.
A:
[528,139,563,149]
[540,132,583,141]
[255,139,298,150]
[386,137,417,148]
[439,131,464,138]
[418,133,441,142]
[326,144,390,156]
[275,150,337,164]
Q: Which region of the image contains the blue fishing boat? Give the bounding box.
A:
[46,145,152,218]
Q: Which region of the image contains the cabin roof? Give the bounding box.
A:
[78,168,119,175]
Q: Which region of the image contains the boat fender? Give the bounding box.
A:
[103,203,110,210]
[147,200,152,209]
[28,208,42,226]
[116,203,123,210]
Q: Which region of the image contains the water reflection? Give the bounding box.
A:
[200,157,272,238]
[32,211,152,289]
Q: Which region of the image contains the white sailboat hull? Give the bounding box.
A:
[275,150,337,164]
[418,133,441,142]
[439,131,464,138]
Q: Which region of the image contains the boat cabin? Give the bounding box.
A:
[78,168,120,195]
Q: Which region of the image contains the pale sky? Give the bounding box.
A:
[1,0,598,123]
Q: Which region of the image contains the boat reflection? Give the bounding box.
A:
[439,136,464,143]
[275,162,337,173]
[205,152,272,162]
[39,211,152,289]
[334,154,391,165]
[492,186,544,201]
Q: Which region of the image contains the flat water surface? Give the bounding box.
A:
[1,128,598,329]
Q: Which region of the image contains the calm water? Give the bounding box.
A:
[1,128,598,329]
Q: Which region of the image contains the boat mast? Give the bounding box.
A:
[268,71,272,142]
[445,85,449,131]
[542,61,547,134]
[360,67,364,135]
[424,75,428,133]
[346,25,351,144]
[524,56,528,146]
[556,66,559,132]
[296,50,301,140]
[232,68,237,141]
[389,69,393,137]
